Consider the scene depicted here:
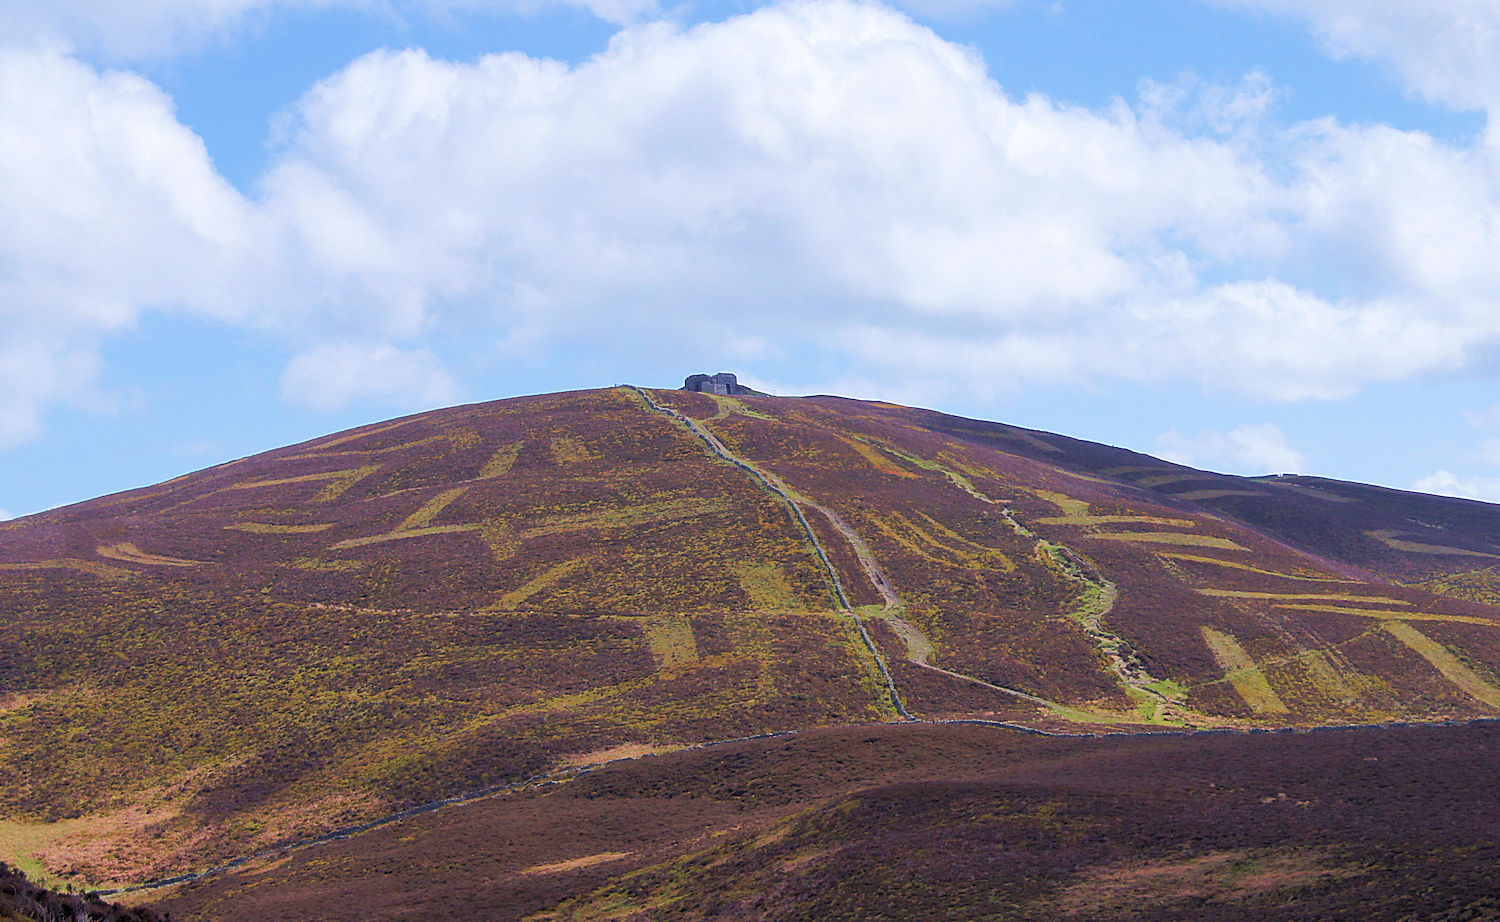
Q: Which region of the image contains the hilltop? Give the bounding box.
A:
[3,384,1500,906]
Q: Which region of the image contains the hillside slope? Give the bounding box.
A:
[156,722,1500,922]
[4,385,1500,888]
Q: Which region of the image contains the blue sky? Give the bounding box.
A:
[3,0,1500,517]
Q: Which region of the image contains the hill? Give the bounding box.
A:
[157,721,1500,922]
[3,384,1500,897]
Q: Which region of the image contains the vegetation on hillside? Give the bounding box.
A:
[4,385,1500,891]
[0,863,163,922]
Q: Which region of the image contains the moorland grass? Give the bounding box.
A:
[96,543,199,568]
[1366,529,1500,558]
[1201,627,1288,714]
[478,443,521,479]
[1092,532,1246,550]
[1383,622,1500,709]
[641,617,699,670]
[1195,589,1409,605]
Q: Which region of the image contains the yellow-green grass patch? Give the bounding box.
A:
[327,524,482,550]
[1383,621,1500,709]
[1038,491,1090,519]
[1298,649,1367,705]
[400,487,469,530]
[1157,552,1354,582]
[300,419,412,452]
[1133,472,1210,488]
[934,451,999,481]
[1413,567,1500,606]
[704,394,775,421]
[489,653,744,720]
[877,445,1004,505]
[1058,469,1129,487]
[226,522,335,534]
[835,435,916,478]
[1273,604,1499,627]
[1196,589,1409,605]
[0,558,131,579]
[869,606,936,665]
[911,511,1015,570]
[479,442,522,478]
[96,542,199,567]
[1041,514,1201,526]
[290,557,368,571]
[1201,627,1288,714]
[0,806,172,889]
[521,497,729,539]
[492,555,596,610]
[227,463,380,502]
[868,513,998,571]
[1173,489,1267,501]
[735,562,805,611]
[1092,533,1247,550]
[284,430,479,461]
[726,608,780,700]
[479,520,519,562]
[994,428,1062,453]
[0,817,96,883]
[323,488,479,549]
[1366,529,1500,558]
[1036,491,1196,528]
[642,617,699,669]
[524,852,635,877]
[550,436,596,465]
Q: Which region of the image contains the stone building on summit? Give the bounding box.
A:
[682,372,762,396]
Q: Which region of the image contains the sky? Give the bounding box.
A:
[4,0,1500,518]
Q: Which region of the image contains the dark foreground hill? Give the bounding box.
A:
[0,863,162,922]
[3,384,1500,903]
[156,721,1500,921]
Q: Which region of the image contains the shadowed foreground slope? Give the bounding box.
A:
[0,864,163,922]
[156,721,1500,921]
[4,385,1500,891]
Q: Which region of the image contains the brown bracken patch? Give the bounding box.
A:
[1056,848,1354,915]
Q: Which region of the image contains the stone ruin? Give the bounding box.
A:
[682,372,763,396]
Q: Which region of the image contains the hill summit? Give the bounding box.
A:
[681,371,764,395]
[3,384,1500,892]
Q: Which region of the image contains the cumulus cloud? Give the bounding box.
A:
[0,48,255,445]
[1156,423,1306,475]
[262,6,1500,400]
[281,342,458,411]
[1211,0,1500,113]
[8,1,1500,445]
[1412,471,1500,504]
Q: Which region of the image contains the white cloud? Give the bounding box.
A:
[9,1,1500,445]
[0,48,255,446]
[1211,0,1500,113]
[0,508,13,521]
[1156,423,1306,475]
[260,8,1500,402]
[281,342,458,411]
[1412,470,1500,504]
